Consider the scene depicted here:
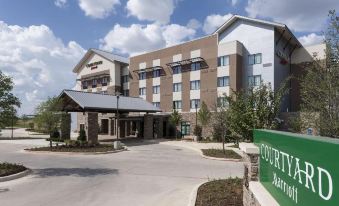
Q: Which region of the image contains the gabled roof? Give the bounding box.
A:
[59,90,161,113]
[213,15,302,48]
[72,49,129,73]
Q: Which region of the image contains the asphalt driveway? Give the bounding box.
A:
[0,139,243,206]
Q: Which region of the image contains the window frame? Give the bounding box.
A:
[173,100,182,109]
[190,99,201,109]
[172,65,182,74]
[217,76,230,87]
[190,80,200,90]
[217,55,230,67]
[153,85,160,94]
[139,72,146,80]
[191,62,201,71]
[139,87,146,95]
[173,83,182,92]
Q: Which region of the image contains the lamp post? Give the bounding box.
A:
[11,107,14,139]
[116,92,120,140]
[195,103,198,128]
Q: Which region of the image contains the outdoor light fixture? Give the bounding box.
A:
[116,92,121,140]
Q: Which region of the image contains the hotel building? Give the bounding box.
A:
[72,15,325,139]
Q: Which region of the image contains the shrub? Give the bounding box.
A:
[77,128,87,142]
[50,128,60,138]
[194,125,202,140]
[28,122,34,129]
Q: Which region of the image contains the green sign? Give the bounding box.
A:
[254,130,338,206]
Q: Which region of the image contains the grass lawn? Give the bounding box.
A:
[0,162,27,177]
[195,178,243,206]
[201,149,242,159]
[25,144,119,153]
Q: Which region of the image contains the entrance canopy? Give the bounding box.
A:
[59,90,161,113]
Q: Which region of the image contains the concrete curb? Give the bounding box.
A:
[0,169,31,182]
[160,141,243,162]
[187,181,206,206]
[22,148,127,155]
[201,153,242,162]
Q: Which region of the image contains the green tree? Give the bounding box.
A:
[34,97,62,134]
[21,114,29,128]
[300,10,339,138]
[169,110,182,140]
[226,80,289,142]
[0,71,21,128]
[212,100,229,153]
[197,101,211,138]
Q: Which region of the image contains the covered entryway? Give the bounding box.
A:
[58,89,161,143]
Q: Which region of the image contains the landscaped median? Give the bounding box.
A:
[201,149,242,160]
[25,140,126,154]
[193,178,243,206]
[0,162,31,182]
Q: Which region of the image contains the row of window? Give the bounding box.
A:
[139,76,232,95]
[217,53,262,67]
[82,77,109,89]
[139,69,162,80]
[154,97,230,110]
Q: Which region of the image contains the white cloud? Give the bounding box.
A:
[163,24,195,46]
[298,33,324,46]
[202,13,233,34]
[245,0,338,32]
[78,0,120,19]
[0,21,86,115]
[231,0,239,6]
[187,19,202,30]
[126,0,176,24]
[55,0,67,8]
[100,23,196,56]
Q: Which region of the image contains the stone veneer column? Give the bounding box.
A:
[60,113,71,140]
[240,143,260,206]
[157,117,163,139]
[126,121,131,136]
[85,112,98,144]
[143,114,154,139]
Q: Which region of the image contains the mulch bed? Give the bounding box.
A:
[201,149,242,159]
[0,162,27,177]
[25,144,117,153]
[195,178,243,206]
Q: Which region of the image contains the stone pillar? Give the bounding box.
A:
[85,112,98,144]
[143,114,154,139]
[119,121,125,138]
[240,143,260,206]
[60,113,71,140]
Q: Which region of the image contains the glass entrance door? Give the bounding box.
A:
[181,122,191,137]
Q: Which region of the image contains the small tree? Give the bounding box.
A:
[300,10,339,138]
[78,128,87,142]
[169,110,182,140]
[0,71,21,129]
[34,97,62,134]
[226,80,289,142]
[21,115,29,128]
[197,101,211,138]
[212,102,229,153]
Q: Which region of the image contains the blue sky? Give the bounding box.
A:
[0,0,337,115]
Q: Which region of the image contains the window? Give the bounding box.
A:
[191,62,201,71]
[153,102,160,108]
[217,97,229,108]
[173,83,182,92]
[173,101,182,109]
[139,72,146,80]
[153,85,160,94]
[248,75,261,86]
[218,55,229,66]
[173,65,182,74]
[248,53,262,65]
[102,77,109,86]
[82,81,88,89]
[217,76,230,87]
[190,99,200,109]
[190,80,200,90]
[123,89,129,96]
[139,87,146,95]
[121,75,129,84]
[92,79,97,88]
[153,69,161,78]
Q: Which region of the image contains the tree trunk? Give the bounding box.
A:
[222,128,225,154]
